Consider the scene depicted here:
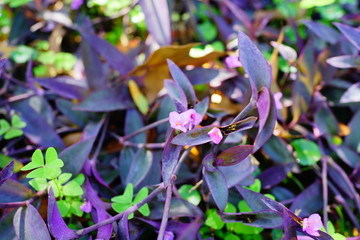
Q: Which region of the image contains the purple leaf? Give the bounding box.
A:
[59,137,95,175]
[125,148,153,187]
[10,100,65,148]
[345,110,360,152]
[215,145,253,166]
[290,181,323,218]
[340,82,360,104]
[218,157,258,187]
[184,67,237,85]
[303,20,341,44]
[13,204,51,240]
[167,59,197,107]
[0,179,33,205]
[326,55,360,69]
[258,165,289,189]
[118,216,130,240]
[334,23,360,50]
[148,198,204,219]
[253,87,277,153]
[47,189,78,239]
[0,161,14,187]
[238,31,272,90]
[79,25,134,75]
[270,41,297,62]
[35,77,87,100]
[56,99,91,127]
[139,0,171,46]
[220,210,283,229]
[80,34,106,90]
[203,167,228,210]
[314,103,339,136]
[162,130,182,186]
[331,144,360,168]
[262,135,296,164]
[164,79,188,112]
[283,210,298,240]
[74,86,134,112]
[125,108,146,143]
[194,97,209,116]
[221,116,257,135]
[171,125,215,146]
[86,180,113,240]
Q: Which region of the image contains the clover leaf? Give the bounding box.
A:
[111,184,150,219]
[0,115,26,140]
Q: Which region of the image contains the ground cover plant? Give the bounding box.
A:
[0,0,360,239]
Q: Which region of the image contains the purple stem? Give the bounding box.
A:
[76,184,165,237]
[317,139,328,231]
[157,184,173,240]
[91,115,109,162]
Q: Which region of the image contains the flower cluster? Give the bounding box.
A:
[302,214,323,236]
[169,109,202,133]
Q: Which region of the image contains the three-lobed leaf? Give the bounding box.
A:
[0,119,10,135]
[21,149,45,171]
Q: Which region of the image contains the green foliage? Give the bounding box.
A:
[0,115,26,140]
[291,139,322,166]
[3,0,33,8]
[10,45,35,64]
[178,184,201,206]
[300,0,335,9]
[21,147,86,217]
[320,221,346,240]
[111,183,150,219]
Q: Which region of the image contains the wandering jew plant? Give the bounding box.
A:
[1,1,359,239]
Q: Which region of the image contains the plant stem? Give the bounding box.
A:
[123,118,169,141]
[157,184,173,240]
[0,190,46,208]
[76,184,165,237]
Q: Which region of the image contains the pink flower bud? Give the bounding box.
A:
[302,214,323,236]
[208,127,223,144]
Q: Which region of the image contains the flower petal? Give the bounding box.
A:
[208,127,223,144]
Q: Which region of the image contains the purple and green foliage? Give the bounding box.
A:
[1,0,359,239]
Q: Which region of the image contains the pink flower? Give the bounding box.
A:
[169,109,202,132]
[225,55,242,68]
[302,214,323,236]
[208,127,223,144]
[182,109,202,130]
[71,0,84,10]
[80,201,92,213]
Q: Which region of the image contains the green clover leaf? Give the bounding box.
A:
[29,178,48,191]
[63,180,84,197]
[21,149,45,171]
[133,187,150,217]
[4,128,23,140]
[45,147,64,168]
[11,115,26,129]
[0,119,10,136]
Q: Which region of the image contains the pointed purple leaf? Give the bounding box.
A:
[215,145,253,166]
[184,67,237,85]
[326,55,360,69]
[203,167,228,211]
[220,116,257,135]
[80,26,134,75]
[167,59,197,107]
[23,204,51,240]
[194,97,209,116]
[164,79,188,112]
[262,135,296,164]
[125,148,153,187]
[340,82,360,104]
[334,23,360,50]
[303,20,341,44]
[86,180,113,240]
[139,0,171,46]
[238,31,272,90]
[74,86,134,112]
[47,189,78,239]
[11,100,65,148]
[345,110,360,152]
[258,164,289,189]
[331,144,360,168]
[162,130,182,185]
[0,161,14,187]
[118,216,130,240]
[220,210,283,229]
[254,88,277,153]
[0,179,33,205]
[171,125,215,146]
[35,77,87,99]
[290,181,323,218]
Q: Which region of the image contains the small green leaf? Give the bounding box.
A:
[57,200,71,217]
[49,181,61,198]
[4,128,23,139]
[119,184,134,202]
[224,203,237,213]
[112,202,132,214]
[178,184,201,206]
[244,179,261,193]
[205,209,224,230]
[138,204,150,217]
[46,167,62,179]
[63,181,84,196]
[198,21,217,42]
[291,139,321,166]
[224,233,240,240]
[72,174,85,185]
[58,173,73,184]
[0,119,10,135]
[300,0,335,8]
[10,45,35,63]
[45,147,64,168]
[111,195,132,204]
[26,167,46,178]
[29,178,48,191]
[11,115,26,129]
[133,187,148,204]
[21,149,44,171]
[70,201,84,217]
